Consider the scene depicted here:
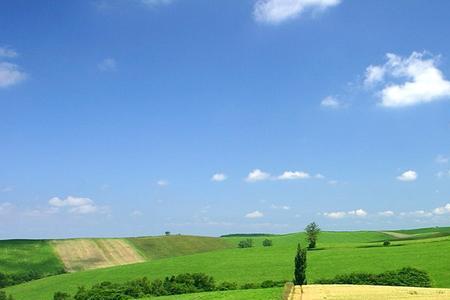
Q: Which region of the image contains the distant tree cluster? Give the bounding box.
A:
[53,273,285,300]
[316,267,431,287]
[238,239,253,248]
[0,269,64,289]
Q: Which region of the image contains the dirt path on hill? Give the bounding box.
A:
[292,285,450,300]
[52,239,144,272]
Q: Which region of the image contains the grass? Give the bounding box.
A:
[140,288,282,300]
[0,240,64,275]
[127,235,233,260]
[4,228,450,300]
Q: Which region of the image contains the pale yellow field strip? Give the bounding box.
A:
[382,231,415,239]
[52,239,144,272]
[295,285,450,300]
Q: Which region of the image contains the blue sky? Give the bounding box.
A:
[1,0,450,239]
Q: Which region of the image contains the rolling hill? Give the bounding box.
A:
[3,228,450,300]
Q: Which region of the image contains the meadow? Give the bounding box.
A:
[2,228,450,300]
[0,240,64,275]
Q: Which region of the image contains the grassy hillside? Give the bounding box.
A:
[127,235,233,260]
[6,229,450,300]
[141,288,282,300]
[0,240,64,275]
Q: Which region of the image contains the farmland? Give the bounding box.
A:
[3,228,450,300]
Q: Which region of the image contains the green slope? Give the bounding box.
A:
[141,288,282,300]
[127,235,233,260]
[0,240,64,275]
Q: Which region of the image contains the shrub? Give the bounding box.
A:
[238,239,253,248]
[240,283,259,289]
[383,240,391,246]
[216,282,238,291]
[0,270,51,288]
[54,291,71,300]
[0,292,14,300]
[316,267,431,287]
[262,239,273,247]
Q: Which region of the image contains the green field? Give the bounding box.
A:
[3,228,450,300]
[141,288,282,300]
[127,235,233,260]
[0,240,64,275]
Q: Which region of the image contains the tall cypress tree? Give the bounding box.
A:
[294,243,307,285]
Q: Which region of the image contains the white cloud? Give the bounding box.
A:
[323,211,346,219]
[48,196,100,214]
[315,174,325,179]
[98,58,117,72]
[364,65,386,86]
[157,180,169,186]
[0,62,27,88]
[364,52,450,107]
[211,173,227,182]
[328,180,338,185]
[436,170,450,178]
[246,169,271,182]
[320,96,342,109]
[399,210,433,218]
[433,203,450,215]
[378,210,395,217]
[397,170,418,182]
[436,155,449,164]
[348,209,367,217]
[254,0,341,24]
[323,208,367,219]
[277,170,310,180]
[245,210,264,218]
[0,47,18,58]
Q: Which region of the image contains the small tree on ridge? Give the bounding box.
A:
[305,222,321,249]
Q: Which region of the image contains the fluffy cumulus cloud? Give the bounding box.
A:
[364,52,450,107]
[320,96,342,109]
[397,170,418,182]
[48,196,100,214]
[98,58,117,72]
[254,0,341,24]
[211,173,227,182]
[277,170,310,180]
[245,210,264,219]
[323,208,367,219]
[246,169,271,182]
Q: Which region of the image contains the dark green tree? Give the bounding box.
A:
[262,239,273,247]
[294,243,307,285]
[305,222,321,249]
